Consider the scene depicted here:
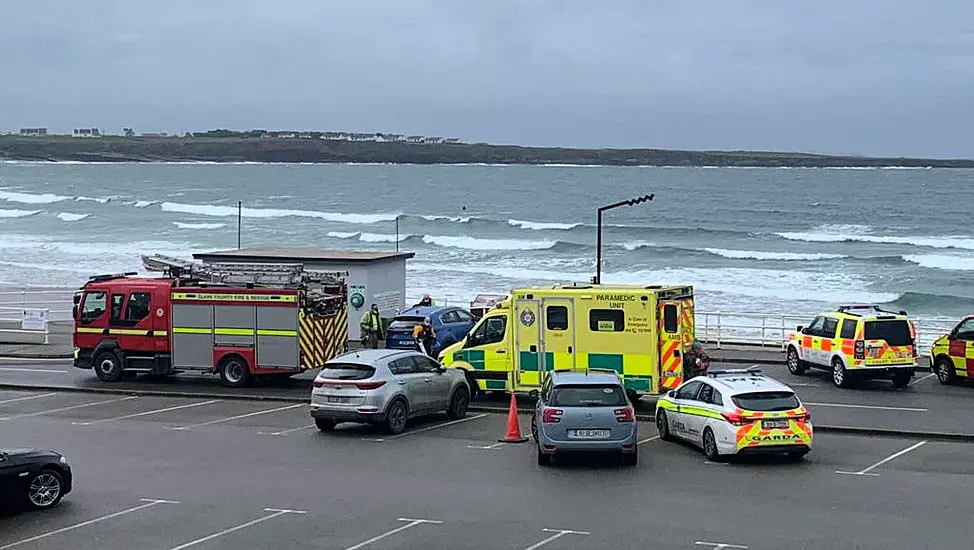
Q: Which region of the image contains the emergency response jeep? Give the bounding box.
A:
[929,315,974,385]
[785,305,917,389]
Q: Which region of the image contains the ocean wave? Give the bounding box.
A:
[421,235,557,251]
[0,190,70,204]
[327,231,411,243]
[172,222,226,230]
[0,209,41,218]
[702,248,848,261]
[56,212,90,222]
[902,254,974,271]
[775,225,974,250]
[886,291,974,313]
[160,201,397,224]
[75,196,110,204]
[507,219,582,231]
[420,215,471,223]
[133,200,157,208]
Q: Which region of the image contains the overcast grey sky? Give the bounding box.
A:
[2,1,972,157]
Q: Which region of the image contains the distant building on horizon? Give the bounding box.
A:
[72,128,101,137]
[19,128,48,136]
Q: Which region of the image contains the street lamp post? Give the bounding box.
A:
[595,193,654,284]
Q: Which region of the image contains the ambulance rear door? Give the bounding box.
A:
[658,299,685,391]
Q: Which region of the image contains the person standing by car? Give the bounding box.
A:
[413,294,433,307]
[360,304,384,349]
[412,316,437,356]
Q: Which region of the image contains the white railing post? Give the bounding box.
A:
[715,311,722,349]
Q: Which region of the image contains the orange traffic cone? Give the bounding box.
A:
[498,393,528,443]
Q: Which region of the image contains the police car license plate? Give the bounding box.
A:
[326,396,349,404]
[568,429,610,439]
[762,419,789,429]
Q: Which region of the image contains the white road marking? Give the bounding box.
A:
[695,542,749,549]
[908,373,936,387]
[165,508,305,550]
[522,528,591,550]
[0,498,179,550]
[467,442,504,450]
[341,518,443,550]
[0,392,57,405]
[258,425,317,436]
[0,367,68,373]
[365,413,488,442]
[167,403,303,430]
[0,396,138,421]
[805,402,927,412]
[836,440,928,477]
[72,399,221,425]
[637,435,660,445]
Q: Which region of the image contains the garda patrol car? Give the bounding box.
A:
[785,305,917,389]
[439,284,696,400]
[655,367,812,461]
[929,315,974,385]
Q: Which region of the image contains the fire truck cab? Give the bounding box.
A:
[72,259,348,387]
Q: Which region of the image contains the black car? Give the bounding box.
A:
[0,449,72,511]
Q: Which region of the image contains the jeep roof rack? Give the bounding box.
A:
[837,304,908,317]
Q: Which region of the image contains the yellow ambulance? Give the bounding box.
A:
[438,283,696,399]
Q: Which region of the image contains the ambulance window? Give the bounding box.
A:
[821,317,838,339]
[663,305,678,333]
[124,292,151,323]
[589,309,625,332]
[840,319,857,339]
[80,291,107,321]
[110,294,125,322]
[546,306,569,331]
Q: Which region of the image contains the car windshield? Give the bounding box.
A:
[864,320,913,346]
[318,363,376,380]
[550,384,627,407]
[388,316,425,331]
[731,391,800,412]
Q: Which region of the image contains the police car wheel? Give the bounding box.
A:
[656,411,675,442]
[831,358,850,388]
[935,358,957,385]
[787,348,807,375]
[702,428,721,461]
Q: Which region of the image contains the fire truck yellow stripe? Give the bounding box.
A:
[75,327,168,336]
[172,327,212,335]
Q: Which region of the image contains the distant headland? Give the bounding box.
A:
[2,129,972,168]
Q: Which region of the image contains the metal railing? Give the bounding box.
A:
[0,306,52,344]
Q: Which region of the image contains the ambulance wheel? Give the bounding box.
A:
[787,347,807,375]
[93,349,124,382]
[935,357,957,385]
[656,410,675,442]
[702,428,722,462]
[891,370,911,389]
[831,358,851,388]
[219,354,251,388]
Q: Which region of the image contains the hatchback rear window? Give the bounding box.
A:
[864,320,913,346]
[318,363,376,380]
[731,391,800,412]
[388,317,424,331]
[550,384,627,407]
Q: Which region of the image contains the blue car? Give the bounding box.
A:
[386,306,476,355]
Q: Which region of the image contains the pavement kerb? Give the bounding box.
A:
[0,352,74,359]
[1,382,969,443]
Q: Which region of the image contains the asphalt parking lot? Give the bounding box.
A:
[1,388,973,549]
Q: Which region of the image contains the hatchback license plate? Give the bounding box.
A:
[762,419,789,429]
[568,429,610,439]
[326,396,349,404]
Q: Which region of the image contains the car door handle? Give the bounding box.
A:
[424,378,432,383]
[496,350,506,354]
[398,380,407,385]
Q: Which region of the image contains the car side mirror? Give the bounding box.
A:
[667,390,676,398]
[796,325,803,332]
[72,305,79,320]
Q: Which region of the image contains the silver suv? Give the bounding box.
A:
[310,349,470,435]
[531,369,638,466]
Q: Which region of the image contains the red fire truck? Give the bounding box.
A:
[72,256,348,387]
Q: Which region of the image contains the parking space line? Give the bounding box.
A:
[0,498,179,550]
[0,367,68,373]
[342,518,443,550]
[167,404,304,430]
[0,392,57,405]
[522,528,591,550]
[166,508,307,550]
[0,396,139,421]
[467,442,504,450]
[72,399,222,426]
[258,425,316,436]
[908,373,936,387]
[836,440,928,477]
[637,435,660,445]
[695,542,749,549]
[805,402,927,412]
[365,413,488,442]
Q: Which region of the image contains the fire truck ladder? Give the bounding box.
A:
[141,255,346,288]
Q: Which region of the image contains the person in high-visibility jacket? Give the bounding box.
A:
[412,317,436,356]
[360,304,384,349]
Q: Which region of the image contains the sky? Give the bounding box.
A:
[1,0,973,158]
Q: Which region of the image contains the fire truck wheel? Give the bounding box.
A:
[219,355,251,388]
[93,350,124,382]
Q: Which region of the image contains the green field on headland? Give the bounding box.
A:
[1,135,972,167]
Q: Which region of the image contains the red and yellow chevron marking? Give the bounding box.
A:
[299,307,349,369]
[659,339,682,390]
[734,407,813,449]
[680,298,695,346]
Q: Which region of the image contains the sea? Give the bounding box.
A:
[0,161,972,323]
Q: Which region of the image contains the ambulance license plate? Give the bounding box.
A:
[326,396,349,404]
[568,429,610,439]
[762,419,789,429]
